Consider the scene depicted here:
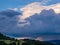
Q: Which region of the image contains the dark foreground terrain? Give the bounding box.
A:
[0,33,59,45]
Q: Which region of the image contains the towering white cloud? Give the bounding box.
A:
[20,2,60,20]
[50,3,60,13]
[20,2,44,20]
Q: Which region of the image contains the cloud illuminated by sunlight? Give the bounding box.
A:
[20,2,60,20]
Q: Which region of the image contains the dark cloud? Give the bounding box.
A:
[0,10,21,17]
[25,9,60,33]
[0,10,22,35]
[0,9,60,37]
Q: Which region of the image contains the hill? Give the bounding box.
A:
[0,33,55,45]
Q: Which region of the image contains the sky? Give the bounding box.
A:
[0,0,60,11]
[0,0,60,37]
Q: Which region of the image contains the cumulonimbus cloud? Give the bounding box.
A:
[20,2,60,20]
[0,2,60,37]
